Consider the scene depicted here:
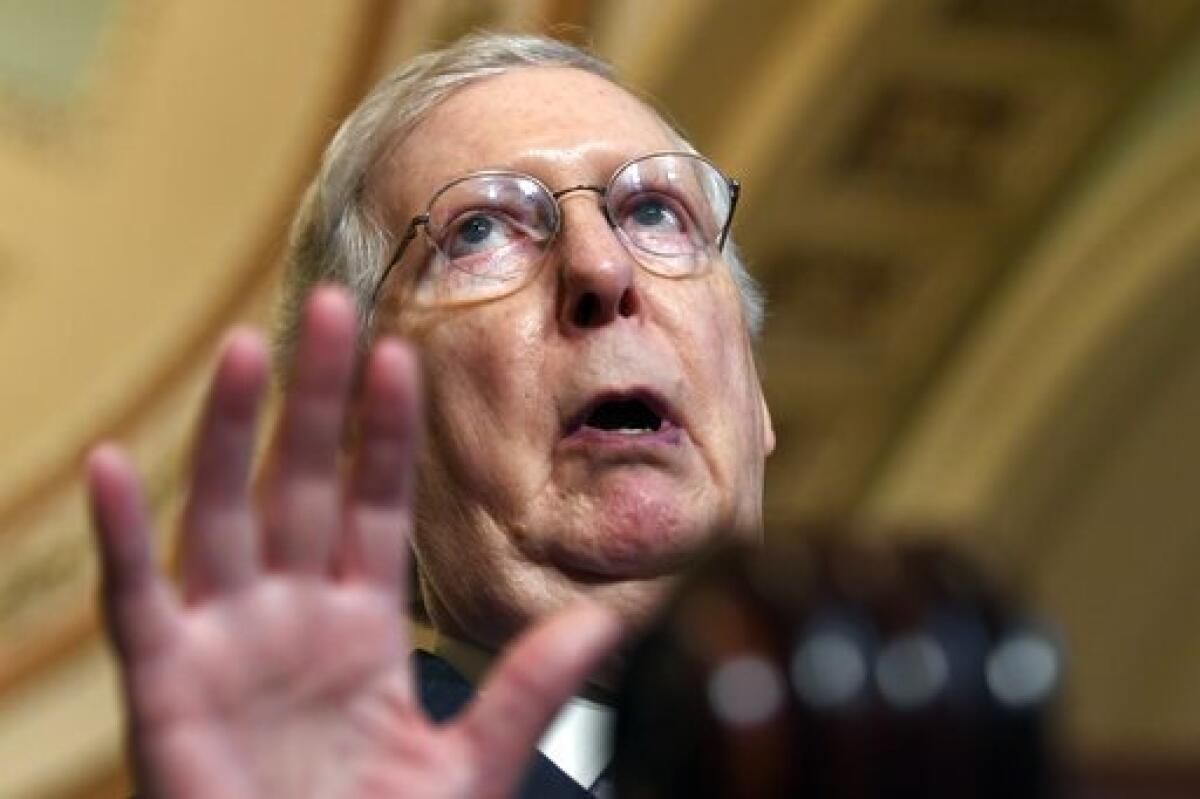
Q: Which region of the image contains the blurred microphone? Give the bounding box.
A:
[612,529,1063,798]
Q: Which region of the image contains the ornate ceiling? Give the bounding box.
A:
[2,1,1199,795]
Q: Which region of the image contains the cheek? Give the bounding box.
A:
[419,310,554,477]
[678,279,766,474]
[431,312,539,404]
[690,282,758,401]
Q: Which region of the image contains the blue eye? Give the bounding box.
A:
[443,212,513,259]
[631,200,667,227]
[616,192,703,257]
[457,215,493,245]
[436,207,547,279]
[623,195,684,234]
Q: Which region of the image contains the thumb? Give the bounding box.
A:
[453,601,624,795]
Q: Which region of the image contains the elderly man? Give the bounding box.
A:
[86,32,774,798]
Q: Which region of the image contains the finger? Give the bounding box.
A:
[339,338,421,591]
[261,286,357,574]
[455,602,624,793]
[86,445,180,661]
[181,329,268,601]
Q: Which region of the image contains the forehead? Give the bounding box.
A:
[379,67,680,215]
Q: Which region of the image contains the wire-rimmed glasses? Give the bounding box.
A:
[370,151,740,309]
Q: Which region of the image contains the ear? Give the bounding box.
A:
[760,392,776,456]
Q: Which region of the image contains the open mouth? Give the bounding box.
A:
[566,391,677,440]
[583,397,663,434]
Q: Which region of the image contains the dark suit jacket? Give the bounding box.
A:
[414,651,594,798]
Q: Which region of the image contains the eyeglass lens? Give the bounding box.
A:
[409,153,731,306]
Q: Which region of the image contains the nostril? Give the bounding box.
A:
[573,293,599,327]
[618,288,637,318]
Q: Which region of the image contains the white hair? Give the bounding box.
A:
[276,31,763,364]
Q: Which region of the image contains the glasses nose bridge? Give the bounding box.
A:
[547,181,644,289]
[551,183,607,203]
[549,183,619,244]
[551,183,609,224]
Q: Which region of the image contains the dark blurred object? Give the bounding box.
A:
[612,529,1062,798]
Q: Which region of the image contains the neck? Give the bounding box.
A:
[428,627,620,702]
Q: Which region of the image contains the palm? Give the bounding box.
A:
[87,287,619,799]
[127,581,401,797]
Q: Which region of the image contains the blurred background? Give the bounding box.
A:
[1,0,1199,796]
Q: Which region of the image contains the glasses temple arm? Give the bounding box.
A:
[719,179,740,250]
[369,215,427,308]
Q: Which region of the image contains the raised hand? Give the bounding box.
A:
[87,286,621,798]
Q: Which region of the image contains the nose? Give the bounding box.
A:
[554,190,643,330]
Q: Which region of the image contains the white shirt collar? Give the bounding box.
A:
[428,632,615,789]
[536,693,615,788]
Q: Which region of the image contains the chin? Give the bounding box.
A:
[538,473,734,575]
[578,571,681,631]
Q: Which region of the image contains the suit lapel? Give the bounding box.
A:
[413,651,594,799]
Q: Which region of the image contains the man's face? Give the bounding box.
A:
[374,67,774,649]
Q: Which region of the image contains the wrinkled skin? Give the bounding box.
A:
[375,67,774,653]
[88,289,620,798]
[87,65,771,798]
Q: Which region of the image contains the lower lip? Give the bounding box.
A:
[560,423,683,450]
